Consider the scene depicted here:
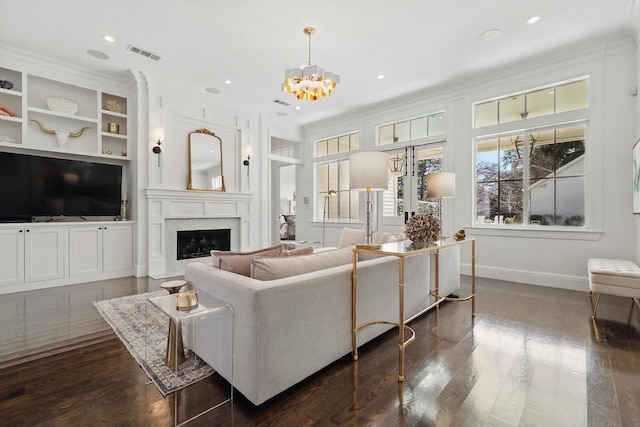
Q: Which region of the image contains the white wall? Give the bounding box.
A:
[298,36,638,292]
[133,76,301,275]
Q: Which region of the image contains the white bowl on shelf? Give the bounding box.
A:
[46,95,79,115]
[0,135,16,143]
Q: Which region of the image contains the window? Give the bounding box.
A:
[379,111,445,146]
[473,78,589,128]
[473,77,589,228]
[315,131,360,220]
[316,160,358,221]
[475,123,586,226]
[315,132,359,157]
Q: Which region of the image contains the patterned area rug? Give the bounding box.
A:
[93,291,215,396]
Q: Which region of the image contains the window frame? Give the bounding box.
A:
[470,76,595,233]
[314,131,361,222]
[474,122,588,228]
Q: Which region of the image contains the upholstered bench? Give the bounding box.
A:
[587,258,640,318]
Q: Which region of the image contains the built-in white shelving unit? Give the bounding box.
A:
[0,65,135,294]
[0,66,130,160]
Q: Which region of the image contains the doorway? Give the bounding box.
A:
[279,164,296,241]
[269,137,301,244]
[380,144,443,235]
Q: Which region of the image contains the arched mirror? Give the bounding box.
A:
[188,128,226,192]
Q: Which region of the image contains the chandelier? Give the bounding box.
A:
[282,27,340,101]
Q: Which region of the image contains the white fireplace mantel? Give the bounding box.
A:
[145,188,254,278]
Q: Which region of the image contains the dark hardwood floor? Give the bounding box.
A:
[1,275,639,426]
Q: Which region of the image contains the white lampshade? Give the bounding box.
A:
[427,172,456,198]
[349,151,389,191]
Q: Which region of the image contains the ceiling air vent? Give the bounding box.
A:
[127,44,162,61]
[271,99,290,107]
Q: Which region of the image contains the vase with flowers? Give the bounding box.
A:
[404,214,441,249]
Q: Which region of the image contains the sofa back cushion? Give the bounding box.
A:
[252,245,353,280]
[211,244,283,276]
[337,227,396,248]
[280,246,314,257]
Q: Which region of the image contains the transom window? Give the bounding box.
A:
[378,111,445,146]
[315,132,359,158]
[474,78,589,128]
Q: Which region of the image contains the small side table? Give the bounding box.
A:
[160,280,187,366]
[161,279,187,294]
[147,290,234,426]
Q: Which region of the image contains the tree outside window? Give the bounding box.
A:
[476,124,585,226]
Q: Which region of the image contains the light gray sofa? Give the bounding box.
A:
[184,244,460,405]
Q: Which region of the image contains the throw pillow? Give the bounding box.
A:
[386,233,406,243]
[251,246,353,280]
[337,227,397,247]
[338,227,365,248]
[280,246,314,257]
[374,232,392,244]
[211,244,283,276]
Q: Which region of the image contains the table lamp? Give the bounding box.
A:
[349,151,389,246]
[426,172,456,239]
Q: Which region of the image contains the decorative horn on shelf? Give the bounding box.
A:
[30,119,56,134]
[69,127,91,137]
[30,119,91,149]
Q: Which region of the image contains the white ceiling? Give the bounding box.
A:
[1,0,638,128]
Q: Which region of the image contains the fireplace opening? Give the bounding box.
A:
[177,229,231,260]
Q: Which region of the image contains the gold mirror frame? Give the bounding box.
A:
[187,128,226,192]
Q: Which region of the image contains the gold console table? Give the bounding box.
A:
[351,238,476,381]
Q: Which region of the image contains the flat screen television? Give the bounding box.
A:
[0,151,122,222]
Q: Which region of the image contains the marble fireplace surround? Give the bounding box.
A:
[145,189,253,278]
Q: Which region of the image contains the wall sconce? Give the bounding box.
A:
[242,144,252,177]
[152,127,164,167]
[243,155,250,176]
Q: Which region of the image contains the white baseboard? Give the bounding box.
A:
[135,265,148,278]
[461,263,589,292]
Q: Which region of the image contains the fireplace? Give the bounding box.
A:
[177,229,231,260]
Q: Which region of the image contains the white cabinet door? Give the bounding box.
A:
[24,227,64,282]
[0,229,25,286]
[69,226,102,277]
[102,224,133,273]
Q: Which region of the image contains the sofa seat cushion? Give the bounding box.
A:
[588,258,640,289]
[251,245,353,280]
[212,244,283,276]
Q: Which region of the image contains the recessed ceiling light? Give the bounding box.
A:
[527,16,541,25]
[224,80,232,85]
[478,29,502,42]
[295,106,301,110]
[206,87,220,94]
[86,49,110,60]
[103,35,115,43]
[377,74,385,80]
